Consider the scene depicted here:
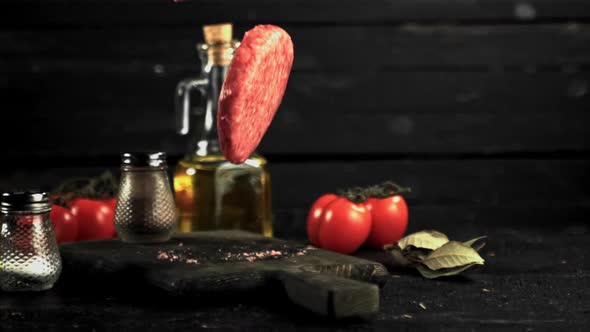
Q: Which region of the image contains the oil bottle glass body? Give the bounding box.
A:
[173,45,272,236]
[174,154,272,236]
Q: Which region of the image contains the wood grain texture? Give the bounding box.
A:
[59,231,387,318]
[1,12,588,158]
[1,159,588,209]
[280,271,379,318]
[269,159,590,208]
[0,70,588,156]
[4,68,588,113]
[2,0,590,28]
[2,24,589,70]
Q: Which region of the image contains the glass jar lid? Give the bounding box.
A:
[1,190,51,214]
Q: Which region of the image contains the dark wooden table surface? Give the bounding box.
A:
[1,210,588,331]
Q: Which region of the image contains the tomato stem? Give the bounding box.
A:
[337,181,411,202]
[52,171,119,206]
[337,187,368,203]
[379,181,411,196]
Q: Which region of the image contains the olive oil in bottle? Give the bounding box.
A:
[174,154,272,236]
[173,23,273,236]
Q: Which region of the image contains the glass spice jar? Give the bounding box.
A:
[114,152,177,243]
[0,190,62,291]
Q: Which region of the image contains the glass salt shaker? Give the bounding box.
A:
[114,152,178,243]
[0,191,62,291]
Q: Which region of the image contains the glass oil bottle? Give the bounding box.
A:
[173,23,272,236]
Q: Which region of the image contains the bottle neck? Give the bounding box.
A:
[190,64,228,158]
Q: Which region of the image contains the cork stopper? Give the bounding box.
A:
[203,23,233,45]
[201,23,236,66]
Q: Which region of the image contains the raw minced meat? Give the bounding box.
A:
[218,25,294,164]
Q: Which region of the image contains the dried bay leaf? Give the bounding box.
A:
[472,242,486,252]
[387,245,430,265]
[396,230,449,251]
[403,247,431,263]
[464,236,486,251]
[389,247,412,266]
[421,241,484,271]
[385,230,487,279]
[463,236,486,247]
[415,263,481,279]
[383,243,396,251]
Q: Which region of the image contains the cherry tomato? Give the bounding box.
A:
[50,204,79,243]
[365,195,408,249]
[308,196,372,254]
[106,197,117,210]
[306,194,339,247]
[70,198,115,241]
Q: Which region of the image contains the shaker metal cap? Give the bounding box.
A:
[121,152,167,168]
[1,190,52,214]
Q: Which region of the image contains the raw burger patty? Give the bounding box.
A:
[218,25,294,163]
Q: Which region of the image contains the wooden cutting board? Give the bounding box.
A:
[59,231,388,318]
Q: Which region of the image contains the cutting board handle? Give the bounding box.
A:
[277,271,379,318]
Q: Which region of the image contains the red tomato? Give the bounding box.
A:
[306,194,339,247]
[70,198,115,241]
[50,205,78,243]
[106,197,118,237]
[106,197,117,210]
[308,196,372,254]
[365,195,409,249]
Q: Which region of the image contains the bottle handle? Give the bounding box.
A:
[175,77,208,135]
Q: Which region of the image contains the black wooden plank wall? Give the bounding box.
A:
[0,0,589,235]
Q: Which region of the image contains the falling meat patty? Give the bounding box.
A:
[218,25,294,164]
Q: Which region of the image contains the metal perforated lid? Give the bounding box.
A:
[1,190,51,214]
[121,152,167,168]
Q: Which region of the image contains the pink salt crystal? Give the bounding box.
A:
[157,252,169,260]
[186,259,199,264]
[178,243,184,247]
[296,252,305,256]
[246,257,256,262]
[270,250,281,256]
